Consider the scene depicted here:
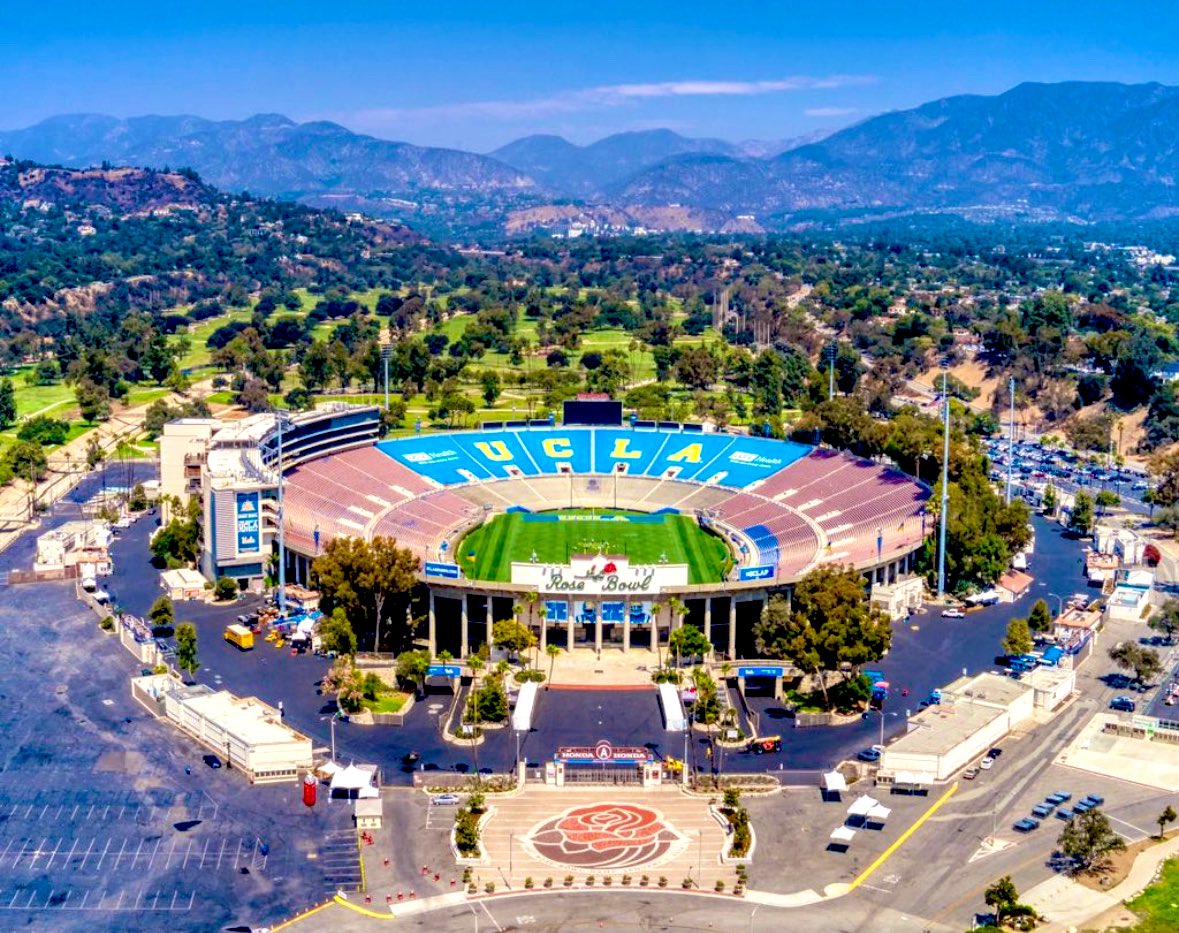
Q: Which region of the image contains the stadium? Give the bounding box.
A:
[193,400,933,661]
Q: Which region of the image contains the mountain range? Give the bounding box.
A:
[4,81,1179,235]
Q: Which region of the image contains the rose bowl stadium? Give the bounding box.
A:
[173,401,929,659]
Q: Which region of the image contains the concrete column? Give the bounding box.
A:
[539,606,547,654]
[703,598,712,652]
[459,596,469,659]
[427,590,437,657]
[728,599,737,661]
[486,598,495,652]
[567,611,574,651]
[652,607,659,653]
[594,601,603,652]
[623,605,631,652]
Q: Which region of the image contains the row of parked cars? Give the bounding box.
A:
[1014,791,1105,832]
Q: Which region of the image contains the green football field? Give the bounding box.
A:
[456,509,731,584]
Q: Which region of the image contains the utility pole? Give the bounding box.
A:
[937,369,950,598]
[1005,377,1015,505]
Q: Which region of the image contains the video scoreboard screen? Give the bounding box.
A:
[563,399,623,426]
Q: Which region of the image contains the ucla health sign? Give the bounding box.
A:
[424,561,461,579]
[235,491,261,554]
[738,565,775,581]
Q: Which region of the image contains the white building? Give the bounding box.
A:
[133,675,312,783]
[878,673,1035,782]
[34,520,112,575]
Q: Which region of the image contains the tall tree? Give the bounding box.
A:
[0,378,15,428]
[1027,599,1052,633]
[1002,618,1032,657]
[175,622,199,680]
[1068,491,1094,535]
[1058,809,1125,872]
[312,535,420,652]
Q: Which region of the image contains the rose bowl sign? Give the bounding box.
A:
[511,554,687,596]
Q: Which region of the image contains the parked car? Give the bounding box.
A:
[1014,817,1040,832]
[430,794,461,806]
[857,748,882,762]
[1080,794,1105,808]
[942,607,965,618]
[1046,791,1072,805]
[1073,800,1092,814]
[1110,696,1137,712]
[980,757,995,770]
[988,747,1003,758]
[203,754,222,769]
[1032,803,1054,818]
[963,766,980,780]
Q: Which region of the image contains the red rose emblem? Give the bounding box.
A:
[527,803,686,870]
[602,562,617,574]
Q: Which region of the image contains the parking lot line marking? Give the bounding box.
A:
[12,840,28,868]
[170,891,177,910]
[216,838,226,870]
[70,805,78,821]
[147,838,161,869]
[848,782,959,893]
[95,839,110,870]
[44,839,60,870]
[79,891,88,909]
[132,839,143,866]
[182,842,192,869]
[54,805,63,820]
[62,839,77,870]
[78,839,93,870]
[43,889,53,908]
[59,889,69,910]
[199,838,210,868]
[112,838,127,869]
[0,840,14,864]
[23,805,32,819]
[164,839,176,869]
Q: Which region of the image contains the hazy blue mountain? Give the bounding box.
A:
[0,113,535,201]
[489,128,743,196]
[614,82,1179,221]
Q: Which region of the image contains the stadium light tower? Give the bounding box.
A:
[827,343,836,400]
[937,368,950,598]
[381,344,393,412]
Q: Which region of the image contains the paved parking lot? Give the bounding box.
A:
[0,539,358,930]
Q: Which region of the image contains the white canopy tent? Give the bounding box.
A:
[829,825,856,844]
[846,795,879,818]
[330,764,376,795]
[821,771,847,793]
[865,803,892,823]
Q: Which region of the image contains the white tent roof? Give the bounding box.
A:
[866,804,892,822]
[318,760,341,776]
[330,764,375,791]
[847,795,879,817]
[357,784,379,799]
[830,825,856,843]
[821,770,847,792]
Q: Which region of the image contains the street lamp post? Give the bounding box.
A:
[937,369,950,598]
[274,412,290,616]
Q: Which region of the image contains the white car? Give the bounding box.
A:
[979,757,995,770]
[942,607,965,618]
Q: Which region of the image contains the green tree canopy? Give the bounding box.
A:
[175,622,199,680]
[319,608,358,657]
[1058,809,1125,872]
[1002,618,1032,657]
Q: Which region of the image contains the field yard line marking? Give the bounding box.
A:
[847,782,959,893]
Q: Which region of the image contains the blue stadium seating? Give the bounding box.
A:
[377,428,812,490]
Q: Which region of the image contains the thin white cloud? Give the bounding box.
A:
[347,75,877,128]
[804,106,860,117]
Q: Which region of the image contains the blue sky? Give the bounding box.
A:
[4,1,1179,150]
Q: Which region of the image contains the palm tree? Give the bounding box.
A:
[650,601,664,669]
[467,655,484,684]
[534,604,547,669]
[545,643,561,689]
[665,597,687,668]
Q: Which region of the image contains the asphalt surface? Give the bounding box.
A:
[0,493,359,931]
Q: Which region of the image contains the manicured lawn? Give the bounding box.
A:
[456,508,729,584]
[1123,857,1179,932]
[363,692,410,715]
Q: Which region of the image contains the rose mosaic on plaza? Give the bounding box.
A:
[526,803,687,870]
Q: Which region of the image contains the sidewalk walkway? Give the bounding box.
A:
[1029,834,1179,932]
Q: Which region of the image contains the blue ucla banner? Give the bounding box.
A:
[738,565,775,581]
[424,562,461,579]
[236,491,260,554]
